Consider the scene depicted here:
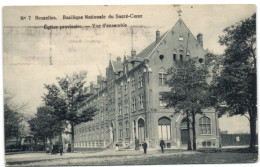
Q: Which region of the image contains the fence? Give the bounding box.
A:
[221,134,258,146]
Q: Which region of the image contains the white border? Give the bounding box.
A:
[1,1,259,167]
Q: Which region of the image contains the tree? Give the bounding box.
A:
[4,89,28,149]
[4,104,22,147]
[43,84,68,145]
[43,71,97,152]
[215,13,256,149]
[28,106,59,150]
[164,58,210,150]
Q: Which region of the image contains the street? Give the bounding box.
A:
[5,147,258,166]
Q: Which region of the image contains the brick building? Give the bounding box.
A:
[74,17,220,149]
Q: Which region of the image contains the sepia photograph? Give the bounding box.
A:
[2,4,257,166]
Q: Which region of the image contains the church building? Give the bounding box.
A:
[74,14,220,149]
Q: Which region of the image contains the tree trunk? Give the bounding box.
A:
[71,123,75,152]
[186,111,192,150]
[249,111,257,150]
[192,111,196,150]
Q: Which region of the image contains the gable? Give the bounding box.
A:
[147,19,206,62]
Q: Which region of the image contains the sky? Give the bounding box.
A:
[3,5,256,134]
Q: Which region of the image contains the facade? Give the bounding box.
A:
[74,18,220,149]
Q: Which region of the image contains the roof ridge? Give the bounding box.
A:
[146,30,170,59]
[147,18,183,59]
[177,18,206,53]
[146,18,206,59]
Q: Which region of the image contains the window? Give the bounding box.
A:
[101,128,104,139]
[159,93,167,107]
[173,54,176,61]
[132,79,136,91]
[186,51,190,61]
[125,100,129,114]
[180,55,183,62]
[139,94,144,110]
[202,141,212,147]
[96,128,99,140]
[118,86,121,96]
[178,35,184,41]
[124,84,127,93]
[159,68,167,86]
[101,111,104,121]
[125,121,129,138]
[158,117,171,140]
[119,122,123,139]
[159,55,164,60]
[138,75,143,88]
[132,98,136,111]
[159,73,167,86]
[199,116,211,135]
[186,55,190,60]
[119,104,122,115]
[92,129,95,140]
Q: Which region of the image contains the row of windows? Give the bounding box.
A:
[118,95,143,116]
[160,53,204,64]
[181,116,212,135]
[117,76,143,96]
[119,121,130,139]
[75,116,212,144]
[132,94,144,112]
[84,68,169,111]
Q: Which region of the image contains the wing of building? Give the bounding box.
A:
[74,18,220,149]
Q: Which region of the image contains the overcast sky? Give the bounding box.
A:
[3,5,256,133]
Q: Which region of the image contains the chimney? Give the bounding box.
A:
[197,33,203,47]
[116,56,121,62]
[156,30,160,43]
[131,50,136,57]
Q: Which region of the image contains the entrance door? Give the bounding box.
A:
[181,129,188,145]
[138,119,145,142]
[180,118,191,145]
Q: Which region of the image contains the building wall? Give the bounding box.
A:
[74,18,220,149]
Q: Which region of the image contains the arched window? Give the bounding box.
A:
[199,116,211,135]
[159,68,167,86]
[158,117,171,140]
[173,49,177,62]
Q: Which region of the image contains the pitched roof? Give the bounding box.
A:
[111,61,123,72]
[137,18,205,59]
[137,31,168,58]
[125,55,144,62]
